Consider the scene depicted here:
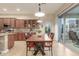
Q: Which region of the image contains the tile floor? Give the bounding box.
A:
[1,41,79,56]
[2,41,26,56]
[53,41,79,56]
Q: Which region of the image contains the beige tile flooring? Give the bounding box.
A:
[2,41,52,56]
[1,41,79,56]
[53,41,79,56]
[2,41,26,56]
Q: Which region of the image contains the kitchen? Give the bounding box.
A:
[0,18,44,53]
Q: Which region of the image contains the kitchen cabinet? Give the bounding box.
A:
[0,18,4,29]
[24,20,29,28]
[31,20,37,28]
[15,32,25,41]
[3,18,11,26]
[10,18,16,28]
[3,18,16,28]
[15,19,25,28]
[24,20,39,29]
[0,18,39,29]
[15,20,19,28]
[8,34,15,49]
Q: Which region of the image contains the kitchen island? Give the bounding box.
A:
[0,32,15,54]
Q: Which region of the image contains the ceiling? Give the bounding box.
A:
[68,5,79,14]
[0,3,64,15]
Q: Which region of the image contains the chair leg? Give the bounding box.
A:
[51,46,53,56]
[29,47,30,51]
[26,47,28,56]
[26,42,28,56]
[49,47,50,51]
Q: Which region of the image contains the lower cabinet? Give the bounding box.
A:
[8,34,15,49]
[8,32,25,49]
[15,32,25,41]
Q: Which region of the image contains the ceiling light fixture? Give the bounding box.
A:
[3,8,7,11]
[37,20,43,23]
[35,4,45,17]
[16,8,20,11]
[37,17,43,23]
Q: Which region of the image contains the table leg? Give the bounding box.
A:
[51,46,53,56]
[26,41,28,56]
[51,42,53,56]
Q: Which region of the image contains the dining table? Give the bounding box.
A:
[26,34,53,56]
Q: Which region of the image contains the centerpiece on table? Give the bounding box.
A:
[37,29,42,37]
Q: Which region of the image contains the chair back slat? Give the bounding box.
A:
[69,31,78,41]
[48,33,54,40]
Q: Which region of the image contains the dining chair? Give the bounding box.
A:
[69,31,79,45]
[27,32,36,50]
[44,33,54,56]
[26,33,35,55]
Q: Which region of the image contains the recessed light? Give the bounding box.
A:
[16,8,20,11]
[3,8,7,11]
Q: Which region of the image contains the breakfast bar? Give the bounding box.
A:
[0,32,15,54]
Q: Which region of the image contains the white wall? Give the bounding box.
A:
[41,14,55,33]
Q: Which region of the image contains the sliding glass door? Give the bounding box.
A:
[58,5,79,53]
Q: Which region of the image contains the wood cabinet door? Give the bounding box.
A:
[8,34,14,49]
[13,33,17,41]
[15,32,25,41]
[20,20,24,28]
[19,33,25,41]
[3,18,11,26]
[0,18,4,29]
[15,19,24,28]
[15,33,19,41]
[15,20,20,28]
[10,18,16,28]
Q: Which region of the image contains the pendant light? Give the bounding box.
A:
[35,3,45,17]
[37,17,43,23]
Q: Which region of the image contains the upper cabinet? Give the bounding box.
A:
[0,18,4,29]
[3,18,11,25]
[8,34,15,49]
[0,18,39,29]
[31,20,38,28]
[24,20,28,28]
[15,19,25,28]
[3,18,16,28]
[24,20,39,29]
[10,18,16,28]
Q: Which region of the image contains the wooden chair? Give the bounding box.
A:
[69,31,79,44]
[26,33,35,55]
[44,33,54,55]
[31,32,36,35]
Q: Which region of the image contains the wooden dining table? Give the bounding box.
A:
[26,34,53,56]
